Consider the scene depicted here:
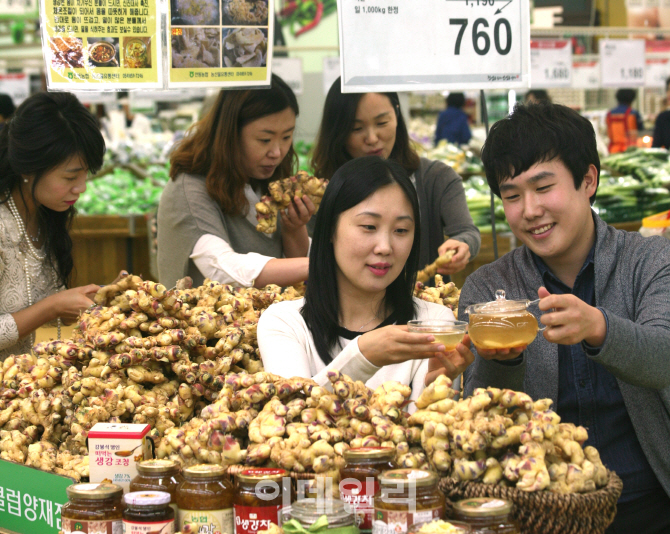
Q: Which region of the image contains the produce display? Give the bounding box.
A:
[412,376,608,493]
[255,172,328,233]
[409,117,484,176]
[463,176,508,233]
[279,0,337,37]
[0,270,611,503]
[77,167,167,216]
[597,148,670,223]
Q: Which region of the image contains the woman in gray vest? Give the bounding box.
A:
[311,78,480,278]
[158,75,313,288]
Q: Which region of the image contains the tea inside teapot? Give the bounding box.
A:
[466,290,543,350]
[468,311,539,350]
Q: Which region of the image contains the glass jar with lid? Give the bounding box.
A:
[123,491,175,534]
[373,469,445,534]
[409,519,472,534]
[176,464,234,534]
[282,498,359,533]
[450,498,519,534]
[340,447,396,533]
[234,468,290,534]
[61,482,124,534]
[130,459,183,514]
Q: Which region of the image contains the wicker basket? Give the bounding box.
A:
[439,471,623,534]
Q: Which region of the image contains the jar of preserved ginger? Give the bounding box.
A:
[340,447,396,533]
[130,459,182,515]
[176,464,234,534]
[373,469,445,534]
[234,468,289,534]
[451,498,519,534]
[61,482,124,534]
[123,491,174,534]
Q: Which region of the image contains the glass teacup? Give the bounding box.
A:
[407,319,468,351]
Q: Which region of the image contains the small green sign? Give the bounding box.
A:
[0,459,73,534]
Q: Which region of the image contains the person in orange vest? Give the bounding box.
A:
[607,89,644,154]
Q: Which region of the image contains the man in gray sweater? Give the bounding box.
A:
[459,103,670,533]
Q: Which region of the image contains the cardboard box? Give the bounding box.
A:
[88,423,151,492]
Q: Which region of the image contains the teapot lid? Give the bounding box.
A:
[473,290,529,313]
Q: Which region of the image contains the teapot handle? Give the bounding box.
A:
[527,298,549,332]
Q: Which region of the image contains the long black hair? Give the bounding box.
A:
[0,92,105,288]
[301,156,421,365]
[310,77,420,180]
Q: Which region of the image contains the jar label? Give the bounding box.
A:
[340,480,379,531]
[371,506,443,534]
[123,519,175,534]
[62,518,123,534]
[178,508,234,534]
[233,504,282,534]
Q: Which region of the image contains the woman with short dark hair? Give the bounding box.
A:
[158,74,313,288]
[311,79,480,277]
[0,91,105,360]
[258,156,474,398]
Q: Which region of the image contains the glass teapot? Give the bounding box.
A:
[464,290,546,350]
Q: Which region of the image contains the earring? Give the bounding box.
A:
[23,178,28,183]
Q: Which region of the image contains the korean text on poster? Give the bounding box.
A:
[168,0,273,87]
[337,0,530,92]
[40,0,162,89]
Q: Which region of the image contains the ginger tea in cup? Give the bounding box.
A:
[407,320,468,351]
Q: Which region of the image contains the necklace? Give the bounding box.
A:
[6,195,60,343]
[357,315,380,332]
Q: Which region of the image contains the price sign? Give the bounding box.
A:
[0,73,29,105]
[273,57,304,95]
[572,60,600,89]
[600,39,645,87]
[530,39,572,87]
[323,56,341,94]
[645,58,670,87]
[0,0,38,18]
[337,0,530,92]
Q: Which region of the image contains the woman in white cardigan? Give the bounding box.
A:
[258,156,474,401]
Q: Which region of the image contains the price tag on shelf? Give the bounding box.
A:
[572,60,600,89]
[645,58,670,88]
[0,73,29,105]
[337,0,530,92]
[600,39,645,87]
[273,57,304,95]
[323,56,341,94]
[530,39,572,88]
[0,0,37,18]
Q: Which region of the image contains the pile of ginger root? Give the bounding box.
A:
[409,375,610,493]
[0,274,304,480]
[0,273,609,496]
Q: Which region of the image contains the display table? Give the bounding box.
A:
[70,214,152,287]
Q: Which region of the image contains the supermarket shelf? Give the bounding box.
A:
[531,26,670,37]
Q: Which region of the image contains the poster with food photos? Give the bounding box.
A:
[168,0,273,87]
[40,0,162,89]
